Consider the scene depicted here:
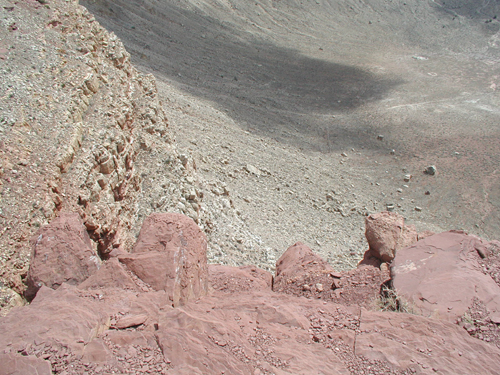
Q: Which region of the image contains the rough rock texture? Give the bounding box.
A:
[77,257,138,291]
[83,0,500,274]
[365,211,418,262]
[356,309,500,374]
[25,212,99,301]
[209,264,273,293]
[460,297,500,349]
[274,241,334,289]
[2,0,500,371]
[392,231,500,323]
[2,215,500,374]
[0,353,52,375]
[0,0,202,314]
[119,212,208,306]
[274,242,390,308]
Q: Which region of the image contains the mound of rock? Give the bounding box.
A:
[1,212,500,374]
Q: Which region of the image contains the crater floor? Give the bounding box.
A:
[82,0,500,269]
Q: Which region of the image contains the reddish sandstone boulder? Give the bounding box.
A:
[365,211,417,262]
[273,241,334,294]
[25,213,100,300]
[119,213,208,307]
[392,231,500,323]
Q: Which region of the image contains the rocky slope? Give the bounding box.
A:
[0,0,203,312]
[0,1,500,374]
[81,0,500,275]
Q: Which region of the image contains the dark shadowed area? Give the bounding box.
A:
[82,0,404,148]
[81,0,500,246]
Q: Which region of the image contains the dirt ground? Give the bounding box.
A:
[81,0,500,269]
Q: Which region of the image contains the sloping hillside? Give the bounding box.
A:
[82,0,500,261]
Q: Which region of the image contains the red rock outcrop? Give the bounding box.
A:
[209,264,273,293]
[274,242,390,307]
[2,213,500,375]
[25,213,100,301]
[118,213,208,307]
[392,231,500,323]
[365,211,418,263]
[273,241,334,292]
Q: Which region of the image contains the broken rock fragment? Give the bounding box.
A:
[364,211,417,262]
[119,213,208,307]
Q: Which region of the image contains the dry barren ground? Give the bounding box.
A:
[81,0,500,268]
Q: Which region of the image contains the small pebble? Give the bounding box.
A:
[424,165,437,175]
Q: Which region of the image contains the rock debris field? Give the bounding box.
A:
[0,0,500,374]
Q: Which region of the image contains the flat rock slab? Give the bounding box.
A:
[0,353,52,375]
[392,231,500,322]
[155,292,351,375]
[356,309,500,374]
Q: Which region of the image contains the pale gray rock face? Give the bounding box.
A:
[0,0,199,313]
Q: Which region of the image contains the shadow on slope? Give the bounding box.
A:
[432,0,500,20]
[81,0,402,150]
[431,0,500,34]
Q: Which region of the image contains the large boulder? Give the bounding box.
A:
[273,241,334,295]
[118,213,208,307]
[25,213,100,300]
[365,211,417,262]
[392,231,500,323]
